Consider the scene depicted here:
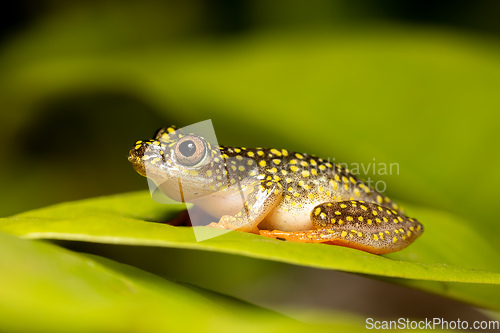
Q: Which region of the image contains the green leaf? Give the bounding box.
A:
[1,191,500,311]
[0,230,371,333]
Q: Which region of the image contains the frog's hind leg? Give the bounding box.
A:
[260,200,423,254]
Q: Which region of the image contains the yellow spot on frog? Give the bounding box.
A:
[270,149,281,156]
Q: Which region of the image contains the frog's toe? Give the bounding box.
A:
[259,229,333,243]
[206,215,243,230]
[207,216,260,234]
[206,222,226,229]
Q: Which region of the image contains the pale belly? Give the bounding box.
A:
[258,200,316,232]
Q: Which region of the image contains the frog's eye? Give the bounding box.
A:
[174,136,206,166]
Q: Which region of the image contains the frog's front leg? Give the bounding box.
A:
[207,181,283,233]
[260,200,423,254]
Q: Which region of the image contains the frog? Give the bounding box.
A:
[128,125,423,254]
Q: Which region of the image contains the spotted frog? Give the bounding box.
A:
[128,125,423,254]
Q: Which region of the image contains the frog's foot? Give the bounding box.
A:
[206,215,260,233]
[259,229,337,243]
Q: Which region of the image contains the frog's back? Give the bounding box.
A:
[219,146,400,232]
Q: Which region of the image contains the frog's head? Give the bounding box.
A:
[128,126,226,202]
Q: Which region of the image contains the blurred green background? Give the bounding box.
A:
[1,0,500,328]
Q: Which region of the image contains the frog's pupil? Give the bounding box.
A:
[179,140,196,157]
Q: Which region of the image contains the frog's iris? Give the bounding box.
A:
[174,135,207,166]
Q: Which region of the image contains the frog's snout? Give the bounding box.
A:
[128,142,148,177]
